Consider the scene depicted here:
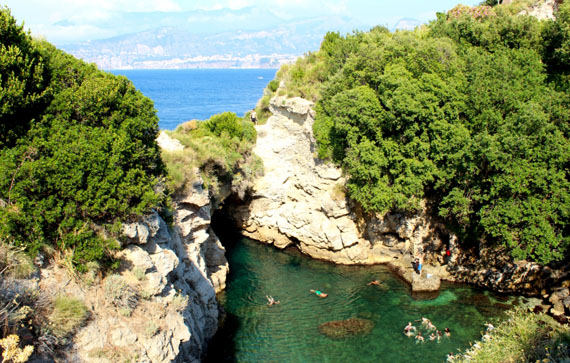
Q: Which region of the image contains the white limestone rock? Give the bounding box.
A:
[73,177,228,363]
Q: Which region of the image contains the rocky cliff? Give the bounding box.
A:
[65,179,228,362]
[230,96,448,291]
[229,94,570,312]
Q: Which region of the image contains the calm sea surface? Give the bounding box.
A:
[110,69,277,130]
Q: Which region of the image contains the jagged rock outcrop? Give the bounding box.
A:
[72,179,228,362]
[518,0,564,20]
[230,96,446,291]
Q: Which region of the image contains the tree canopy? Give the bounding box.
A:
[0,7,165,269]
[308,2,570,264]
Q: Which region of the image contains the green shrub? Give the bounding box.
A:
[163,112,260,200]
[49,295,88,338]
[143,321,159,338]
[0,8,166,270]
[204,112,243,139]
[454,308,570,362]
[268,79,279,92]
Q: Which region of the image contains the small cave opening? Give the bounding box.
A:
[210,194,247,248]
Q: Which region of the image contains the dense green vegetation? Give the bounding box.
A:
[163,112,262,201]
[0,7,166,269]
[277,1,570,265]
[454,308,570,362]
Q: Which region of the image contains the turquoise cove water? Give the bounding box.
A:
[206,238,516,362]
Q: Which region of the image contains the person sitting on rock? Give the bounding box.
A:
[266,295,280,306]
[310,289,328,298]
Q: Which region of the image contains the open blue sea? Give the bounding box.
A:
[110,69,277,130]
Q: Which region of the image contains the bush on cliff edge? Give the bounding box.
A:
[0,7,166,270]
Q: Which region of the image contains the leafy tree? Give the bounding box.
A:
[0,7,49,148]
[311,4,570,264]
[0,8,166,269]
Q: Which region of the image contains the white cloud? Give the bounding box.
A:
[32,23,116,44]
[227,0,251,10]
[3,0,483,44]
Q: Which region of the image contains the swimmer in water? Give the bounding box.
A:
[266,295,280,306]
[404,322,416,333]
[403,322,416,337]
[415,331,424,343]
[310,289,328,298]
[419,317,431,328]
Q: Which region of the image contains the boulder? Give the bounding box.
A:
[412,272,441,292]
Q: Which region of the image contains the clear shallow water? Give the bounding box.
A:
[206,238,517,363]
[110,69,277,130]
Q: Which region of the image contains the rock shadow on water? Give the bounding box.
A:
[411,290,440,301]
[318,318,374,340]
[204,310,240,363]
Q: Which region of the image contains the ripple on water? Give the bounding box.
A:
[206,238,515,362]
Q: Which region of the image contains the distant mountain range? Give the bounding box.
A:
[60,8,420,70]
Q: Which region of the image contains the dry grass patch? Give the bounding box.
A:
[48,295,88,339]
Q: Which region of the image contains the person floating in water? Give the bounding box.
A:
[310,289,328,298]
[266,295,280,306]
[367,280,381,286]
[429,333,437,341]
[418,317,431,328]
[403,322,416,333]
[403,322,416,337]
[445,327,451,337]
[415,331,424,343]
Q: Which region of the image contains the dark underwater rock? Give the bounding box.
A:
[318,317,374,339]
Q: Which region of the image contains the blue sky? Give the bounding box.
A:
[4,0,481,44]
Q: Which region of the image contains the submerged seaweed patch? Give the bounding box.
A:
[318,317,374,339]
